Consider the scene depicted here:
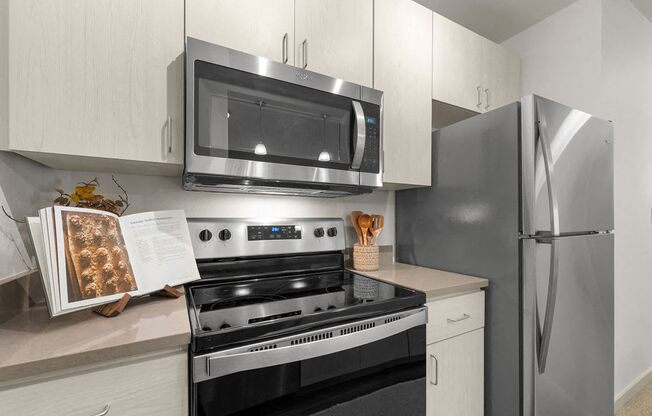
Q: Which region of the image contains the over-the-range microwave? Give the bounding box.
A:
[184,37,383,197]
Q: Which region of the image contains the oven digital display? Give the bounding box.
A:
[248,225,302,241]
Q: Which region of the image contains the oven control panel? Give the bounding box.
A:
[247,225,302,241]
[188,218,345,260]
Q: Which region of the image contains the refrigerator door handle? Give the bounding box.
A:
[536,236,559,374]
[536,98,560,236]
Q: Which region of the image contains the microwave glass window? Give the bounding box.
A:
[195,61,358,170]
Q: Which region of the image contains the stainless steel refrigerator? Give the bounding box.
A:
[396,95,614,416]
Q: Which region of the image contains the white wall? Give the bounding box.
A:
[504,0,652,397]
[0,151,395,279]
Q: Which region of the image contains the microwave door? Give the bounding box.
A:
[351,101,366,170]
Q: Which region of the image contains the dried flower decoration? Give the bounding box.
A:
[54,176,130,216]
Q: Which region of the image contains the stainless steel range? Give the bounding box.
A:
[185,218,426,416]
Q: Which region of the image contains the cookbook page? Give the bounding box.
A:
[54,206,139,311]
[41,208,62,314]
[26,216,56,316]
[120,210,199,294]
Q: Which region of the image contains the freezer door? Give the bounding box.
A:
[521,95,613,235]
[522,233,613,416]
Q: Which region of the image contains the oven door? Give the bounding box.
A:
[185,37,382,190]
[191,308,426,416]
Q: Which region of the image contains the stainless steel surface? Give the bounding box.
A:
[360,87,384,188]
[197,291,346,331]
[536,98,561,236]
[485,88,490,110]
[523,234,614,416]
[282,33,288,64]
[521,95,536,236]
[91,404,110,416]
[167,116,172,153]
[192,308,427,382]
[302,39,308,69]
[477,86,482,109]
[430,354,438,385]
[183,180,365,197]
[396,102,521,416]
[188,218,345,260]
[184,37,383,194]
[530,95,614,234]
[350,101,366,169]
[446,313,471,323]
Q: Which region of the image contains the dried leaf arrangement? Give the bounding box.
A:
[54,176,130,216]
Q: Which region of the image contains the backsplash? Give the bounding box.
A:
[0,151,395,282]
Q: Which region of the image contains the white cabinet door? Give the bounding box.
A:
[186,0,294,65]
[295,0,373,87]
[374,0,432,189]
[7,0,185,174]
[427,328,484,416]
[432,12,484,113]
[482,38,521,112]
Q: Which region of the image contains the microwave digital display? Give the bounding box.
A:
[366,117,376,124]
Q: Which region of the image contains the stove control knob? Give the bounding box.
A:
[198,229,212,242]
[327,227,338,237]
[314,227,325,238]
[218,229,232,241]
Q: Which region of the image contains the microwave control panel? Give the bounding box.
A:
[360,102,381,174]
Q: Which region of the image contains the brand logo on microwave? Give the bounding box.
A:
[295,71,313,81]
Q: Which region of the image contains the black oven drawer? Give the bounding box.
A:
[191,310,426,416]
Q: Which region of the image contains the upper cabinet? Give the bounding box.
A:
[186,0,295,65]
[374,0,433,189]
[295,0,373,87]
[1,0,185,175]
[432,12,520,114]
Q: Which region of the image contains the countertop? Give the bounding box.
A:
[347,253,489,299]
[0,289,190,384]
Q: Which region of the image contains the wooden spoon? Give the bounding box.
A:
[351,211,364,245]
[370,214,384,246]
[357,214,372,246]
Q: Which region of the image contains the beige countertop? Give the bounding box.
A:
[348,254,488,299]
[0,289,190,384]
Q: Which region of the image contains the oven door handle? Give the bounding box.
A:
[196,308,426,382]
[351,100,366,170]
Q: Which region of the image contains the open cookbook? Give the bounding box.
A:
[27,207,200,317]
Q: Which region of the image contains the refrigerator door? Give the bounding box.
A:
[522,233,613,416]
[521,95,613,236]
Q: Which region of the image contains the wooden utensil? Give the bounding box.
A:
[357,214,372,246]
[370,215,384,246]
[351,211,364,245]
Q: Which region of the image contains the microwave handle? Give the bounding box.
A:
[351,101,366,170]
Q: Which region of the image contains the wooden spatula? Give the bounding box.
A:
[351,211,364,245]
[370,214,384,246]
[357,214,372,246]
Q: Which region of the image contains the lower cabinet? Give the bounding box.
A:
[0,349,188,416]
[426,291,485,416]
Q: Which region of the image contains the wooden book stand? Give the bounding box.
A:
[92,285,182,317]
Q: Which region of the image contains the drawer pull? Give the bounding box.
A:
[446,313,470,323]
[91,404,110,416]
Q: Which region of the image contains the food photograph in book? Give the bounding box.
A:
[62,210,138,302]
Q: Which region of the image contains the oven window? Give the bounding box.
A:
[195,60,356,170]
[193,325,426,416]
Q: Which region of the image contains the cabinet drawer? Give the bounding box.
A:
[427,291,484,344]
[0,350,188,416]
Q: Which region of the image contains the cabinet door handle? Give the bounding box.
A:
[167,116,173,153]
[476,86,482,109]
[430,354,438,385]
[302,39,308,69]
[91,404,110,416]
[282,33,288,64]
[446,313,470,323]
[485,88,490,110]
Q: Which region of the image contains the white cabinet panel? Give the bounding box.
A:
[482,38,521,111]
[426,291,485,344]
[427,328,484,416]
[7,0,185,173]
[186,0,294,65]
[374,0,432,189]
[433,13,484,112]
[295,0,373,87]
